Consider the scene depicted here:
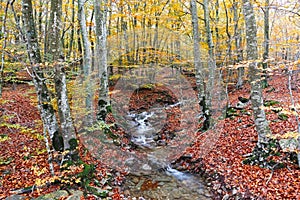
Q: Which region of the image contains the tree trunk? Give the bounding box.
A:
[94,0,110,121]
[47,0,62,62]
[67,0,75,59]
[78,0,93,125]
[262,0,270,88]
[0,1,9,97]
[234,0,244,88]
[54,65,77,154]
[203,0,216,130]
[47,0,76,155]
[243,0,270,144]
[191,0,206,129]
[22,0,64,152]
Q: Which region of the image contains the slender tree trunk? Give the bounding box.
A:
[0,1,9,97]
[223,0,232,64]
[243,0,270,144]
[287,70,300,167]
[11,0,25,42]
[203,0,216,130]
[120,5,131,64]
[37,0,43,42]
[191,0,206,130]
[234,0,244,88]
[43,0,49,60]
[78,0,93,125]
[262,0,270,88]
[88,9,94,70]
[95,0,110,121]
[22,0,64,152]
[67,0,75,59]
[214,0,221,63]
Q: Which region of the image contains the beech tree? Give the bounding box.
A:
[262,0,270,88]
[94,0,110,121]
[78,0,93,125]
[191,0,217,130]
[23,0,77,161]
[48,0,76,155]
[191,0,204,110]
[242,0,271,164]
[22,0,64,151]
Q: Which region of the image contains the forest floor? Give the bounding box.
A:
[0,70,300,199]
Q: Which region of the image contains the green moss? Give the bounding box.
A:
[264,100,280,107]
[278,113,288,121]
[226,107,239,118]
[98,99,107,107]
[52,131,64,151]
[106,105,112,113]
[68,138,78,150]
[140,83,155,90]
[242,139,286,169]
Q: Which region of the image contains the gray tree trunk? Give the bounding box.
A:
[78,0,93,125]
[261,0,270,88]
[0,1,9,97]
[243,0,270,144]
[94,0,110,121]
[67,0,75,59]
[191,0,207,130]
[48,0,76,153]
[234,0,244,88]
[203,0,216,129]
[22,0,63,151]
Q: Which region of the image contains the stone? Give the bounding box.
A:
[5,195,26,200]
[279,138,298,152]
[66,190,83,200]
[141,164,151,171]
[35,190,68,200]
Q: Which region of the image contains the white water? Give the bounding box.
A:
[166,165,206,194]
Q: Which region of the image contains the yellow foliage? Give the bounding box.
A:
[268,132,300,140]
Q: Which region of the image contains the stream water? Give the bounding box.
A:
[121,106,212,200]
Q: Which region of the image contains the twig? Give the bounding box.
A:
[266,170,274,185]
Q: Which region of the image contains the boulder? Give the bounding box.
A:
[35,190,68,200]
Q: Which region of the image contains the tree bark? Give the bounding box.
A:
[78,0,93,125]
[47,0,76,154]
[243,0,270,144]
[234,0,244,88]
[262,0,270,88]
[191,0,207,130]
[94,0,110,121]
[67,0,76,59]
[22,0,64,151]
[0,1,9,97]
[203,0,216,130]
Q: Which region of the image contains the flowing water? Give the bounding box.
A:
[121,106,212,200]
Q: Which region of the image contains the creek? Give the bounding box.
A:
[121,106,212,200]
